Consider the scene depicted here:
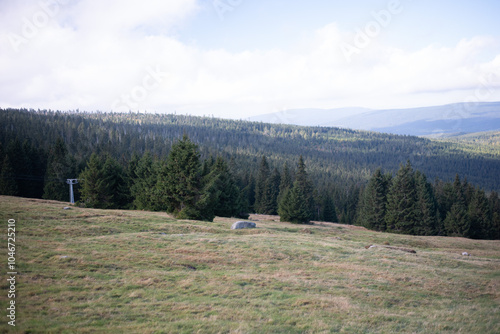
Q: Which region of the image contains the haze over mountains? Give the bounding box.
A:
[248,102,500,137]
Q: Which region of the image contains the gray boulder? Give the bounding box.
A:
[231,221,256,230]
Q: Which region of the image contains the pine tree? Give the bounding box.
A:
[489,191,500,240]
[79,153,106,208]
[264,168,281,215]
[0,155,18,196]
[100,156,131,209]
[208,156,242,218]
[320,192,338,222]
[414,171,438,236]
[279,180,312,224]
[254,156,271,213]
[468,188,492,239]
[156,135,208,220]
[295,155,315,216]
[279,162,293,201]
[278,156,314,224]
[385,161,419,234]
[356,168,390,231]
[43,138,75,201]
[444,202,470,237]
[131,152,159,210]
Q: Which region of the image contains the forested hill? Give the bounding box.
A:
[1,108,500,194]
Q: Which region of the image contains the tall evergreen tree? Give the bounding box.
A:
[279,181,312,224]
[254,156,271,213]
[264,168,281,215]
[278,156,314,224]
[0,155,18,196]
[356,168,390,231]
[385,161,419,234]
[43,138,75,201]
[156,135,210,220]
[130,152,159,210]
[79,153,106,208]
[468,188,492,239]
[279,162,293,199]
[489,191,500,240]
[208,156,244,218]
[414,171,438,235]
[444,202,470,237]
[320,191,338,222]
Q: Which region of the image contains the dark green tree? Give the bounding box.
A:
[468,188,492,239]
[414,171,438,236]
[43,138,75,201]
[156,135,209,220]
[79,153,106,208]
[254,156,271,213]
[279,180,312,224]
[385,161,419,234]
[320,191,338,222]
[444,202,470,237]
[208,156,244,218]
[278,156,314,224]
[130,152,159,210]
[0,155,18,196]
[356,168,390,231]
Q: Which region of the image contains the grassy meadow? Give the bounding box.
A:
[1,195,499,333]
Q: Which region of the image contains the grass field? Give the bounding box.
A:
[1,195,499,333]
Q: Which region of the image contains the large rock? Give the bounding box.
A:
[231,221,256,230]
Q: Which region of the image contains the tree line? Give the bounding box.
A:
[1,108,500,238]
[356,161,500,239]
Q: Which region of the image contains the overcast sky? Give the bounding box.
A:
[1,0,500,119]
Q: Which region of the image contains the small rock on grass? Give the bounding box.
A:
[231,221,256,230]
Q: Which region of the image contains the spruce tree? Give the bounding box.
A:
[279,162,293,200]
[385,161,418,234]
[79,153,106,208]
[131,152,158,210]
[254,156,271,213]
[320,191,338,222]
[43,138,75,201]
[0,155,18,196]
[356,168,390,231]
[414,171,438,235]
[278,156,314,224]
[156,135,208,220]
[264,168,281,215]
[295,155,315,216]
[207,156,242,218]
[100,156,131,209]
[444,202,470,237]
[279,180,312,224]
[468,188,492,239]
[489,191,500,240]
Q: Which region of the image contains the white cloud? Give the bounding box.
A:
[0,1,499,117]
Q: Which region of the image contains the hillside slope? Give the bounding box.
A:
[1,196,499,333]
[2,108,500,194]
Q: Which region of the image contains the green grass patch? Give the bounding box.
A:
[1,196,499,333]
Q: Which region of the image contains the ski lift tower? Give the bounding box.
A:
[66,179,79,204]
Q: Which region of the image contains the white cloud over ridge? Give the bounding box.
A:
[0,0,499,118]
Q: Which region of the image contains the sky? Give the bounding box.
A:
[1,0,500,119]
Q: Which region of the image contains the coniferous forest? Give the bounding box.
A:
[1,108,499,239]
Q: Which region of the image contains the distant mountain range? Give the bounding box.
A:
[248,102,500,137]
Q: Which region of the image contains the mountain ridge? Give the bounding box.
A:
[248,102,500,136]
